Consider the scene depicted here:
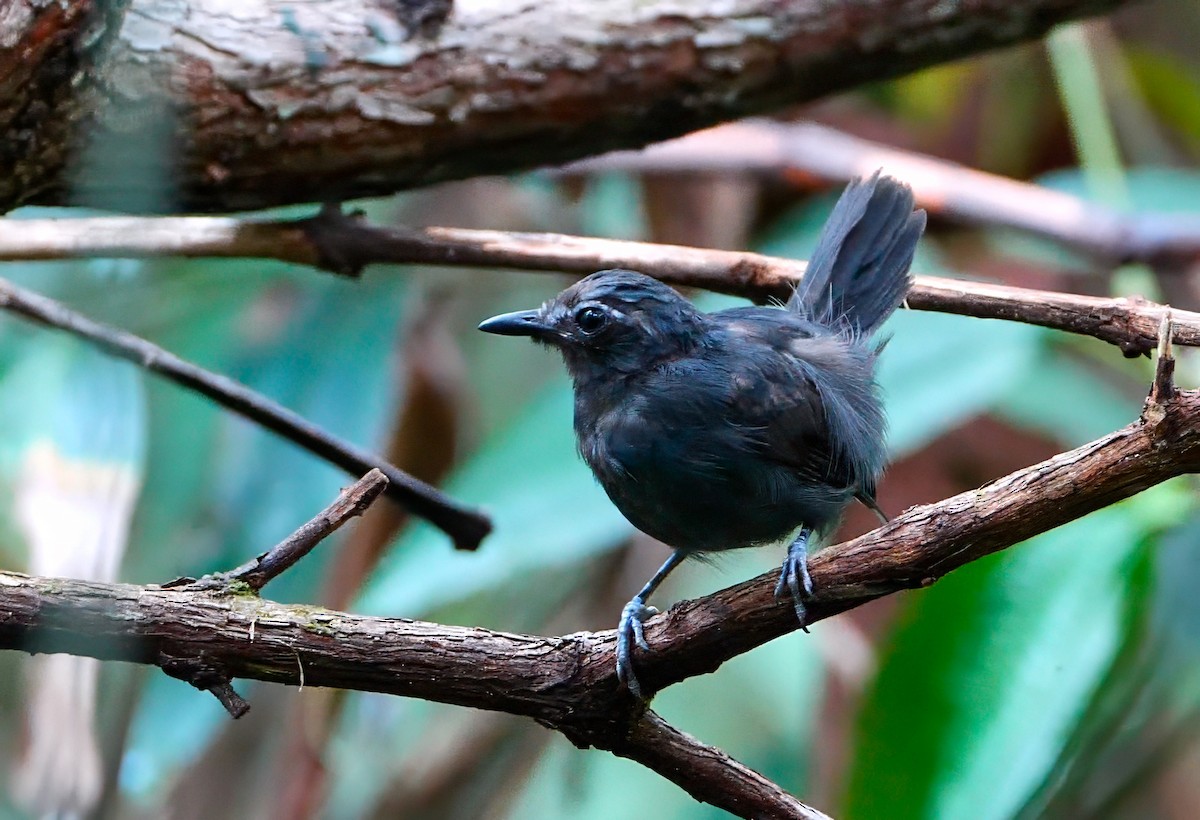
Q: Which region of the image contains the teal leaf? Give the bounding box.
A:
[357,377,632,618]
[0,335,147,571]
[877,309,1045,457]
[579,172,647,240]
[995,348,1142,447]
[845,499,1152,820]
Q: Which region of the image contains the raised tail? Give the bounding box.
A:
[788,172,926,335]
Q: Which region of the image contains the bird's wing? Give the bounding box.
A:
[710,308,881,495]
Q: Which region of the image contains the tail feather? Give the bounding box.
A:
[788,172,926,335]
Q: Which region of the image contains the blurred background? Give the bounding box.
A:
[3,2,1200,818]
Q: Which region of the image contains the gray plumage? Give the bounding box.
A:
[479,173,925,697]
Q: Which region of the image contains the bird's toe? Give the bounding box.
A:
[617,599,658,699]
[775,552,813,631]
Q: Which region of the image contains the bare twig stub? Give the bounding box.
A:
[0,278,491,550]
[1149,311,1176,408]
[158,651,251,719]
[2,389,1199,815]
[163,470,389,716]
[199,469,390,593]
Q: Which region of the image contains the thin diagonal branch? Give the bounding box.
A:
[159,469,389,715]
[0,277,491,551]
[0,212,1194,356]
[201,469,389,593]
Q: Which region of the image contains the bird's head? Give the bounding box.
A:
[478,269,706,382]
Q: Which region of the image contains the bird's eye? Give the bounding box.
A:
[574,306,608,334]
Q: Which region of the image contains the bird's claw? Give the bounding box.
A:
[775,532,814,630]
[617,598,658,699]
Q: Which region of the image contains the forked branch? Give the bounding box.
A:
[1,364,1195,817]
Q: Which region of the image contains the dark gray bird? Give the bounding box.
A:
[478,174,925,698]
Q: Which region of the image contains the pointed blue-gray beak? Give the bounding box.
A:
[478,309,552,338]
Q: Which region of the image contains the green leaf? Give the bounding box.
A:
[995,348,1142,447]
[877,310,1045,457]
[1125,47,1200,157]
[1038,166,1200,213]
[844,498,1153,820]
[579,172,647,240]
[1047,25,1129,207]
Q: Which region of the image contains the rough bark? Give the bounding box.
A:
[2,386,1197,753]
[0,212,1194,358]
[1,0,1133,213]
[0,0,131,207]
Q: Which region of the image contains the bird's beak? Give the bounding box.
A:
[477,309,554,339]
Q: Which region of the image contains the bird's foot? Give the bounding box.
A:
[774,528,814,630]
[617,597,659,699]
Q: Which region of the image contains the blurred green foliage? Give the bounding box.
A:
[3,9,1200,820]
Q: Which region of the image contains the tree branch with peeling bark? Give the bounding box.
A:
[1,0,1136,213]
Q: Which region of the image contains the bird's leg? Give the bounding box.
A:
[617,549,687,700]
[775,526,814,630]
